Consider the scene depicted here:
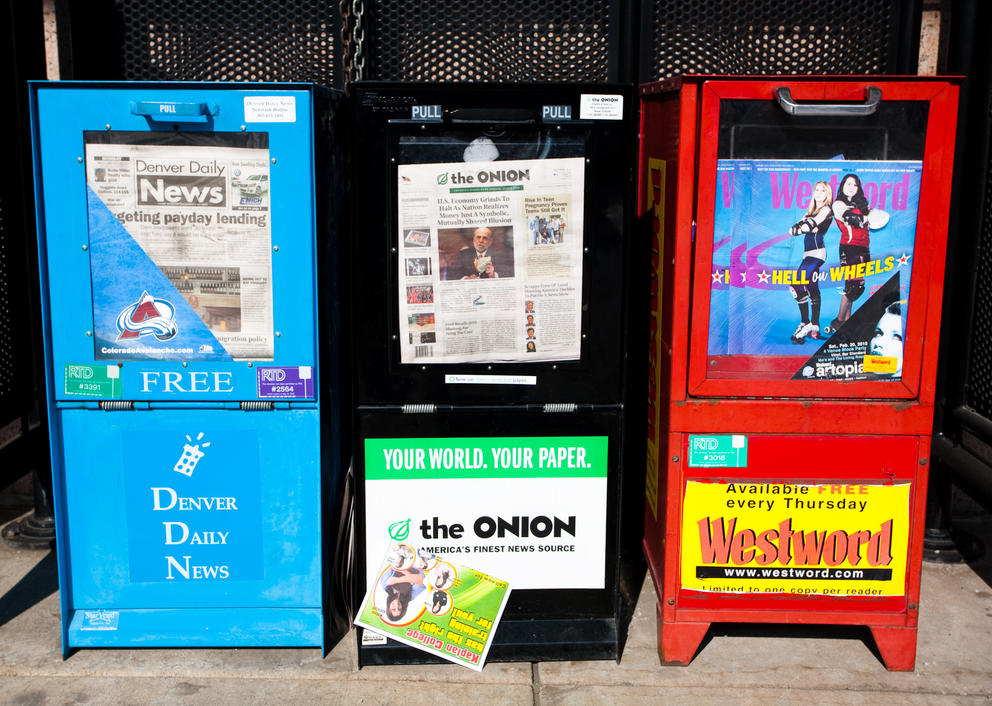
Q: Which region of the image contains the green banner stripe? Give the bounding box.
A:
[449,185,524,193]
[365,436,608,479]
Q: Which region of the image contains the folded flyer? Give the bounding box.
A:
[355,541,511,671]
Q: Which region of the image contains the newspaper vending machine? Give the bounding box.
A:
[352,83,647,664]
[30,82,349,653]
[640,76,960,670]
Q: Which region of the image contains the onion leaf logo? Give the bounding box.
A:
[389,518,411,541]
[436,173,449,185]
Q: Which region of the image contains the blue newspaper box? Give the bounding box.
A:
[29,82,349,654]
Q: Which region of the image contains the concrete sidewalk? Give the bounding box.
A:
[1,513,990,704]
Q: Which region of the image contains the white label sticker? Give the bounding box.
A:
[244,96,297,123]
[361,629,388,645]
[445,374,537,386]
[579,94,624,120]
[79,610,119,631]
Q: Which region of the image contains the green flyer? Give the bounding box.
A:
[355,541,512,671]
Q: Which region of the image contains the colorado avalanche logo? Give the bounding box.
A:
[116,291,179,341]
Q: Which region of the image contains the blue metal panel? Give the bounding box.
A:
[59,408,321,609]
[67,607,322,648]
[30,82,334,652]
[32,83,319,402]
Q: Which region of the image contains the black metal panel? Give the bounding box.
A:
[931,0,992,513]
[351,83,638,406]
[0,189,20,414]
[57,0,341,87]
[364,0,633,82]
[964,143,992,417]
[1,0,47,488]
[355,407,644,663]
[639,0,922,81]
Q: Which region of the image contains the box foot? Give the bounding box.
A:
[869,625,918,671]
[657,603,709,666]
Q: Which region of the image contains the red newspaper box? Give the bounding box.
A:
[639,76,960,671]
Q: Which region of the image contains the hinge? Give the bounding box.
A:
[402,403,436,414]
[240,401,275,411]
[100,401,134,411]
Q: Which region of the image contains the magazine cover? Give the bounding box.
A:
[708,161,733,357]
[708,159,922,381]
[355,541,511,671]
[729,161,751,356]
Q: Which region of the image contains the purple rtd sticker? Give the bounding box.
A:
[257,366,313,399]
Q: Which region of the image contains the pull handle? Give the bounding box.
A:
[774,86,882,117]
[449,108,535,124]
[130,101,220,122]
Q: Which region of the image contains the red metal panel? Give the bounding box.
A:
[639,76,958,672]
[669,82,699,406]
[684,78,958,401]
[672,435,919,610]
[681,433,918,481]
[670,398,935,437]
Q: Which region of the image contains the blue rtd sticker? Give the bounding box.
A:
[257,366,313,399]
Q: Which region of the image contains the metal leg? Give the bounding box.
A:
[869,625,918,671]
[657,603,709,666]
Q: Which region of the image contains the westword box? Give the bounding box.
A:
[640,76,959,670]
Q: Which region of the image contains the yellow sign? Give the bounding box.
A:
[863,354,898,374]
[681,481,911,597]
[645,157,666,521]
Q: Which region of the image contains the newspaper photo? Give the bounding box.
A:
[397,157,585,364]
[356,540,511,671]
[85,132,274,361]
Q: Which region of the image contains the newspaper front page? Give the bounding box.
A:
[85,135,274,360]
[397,157,585,364]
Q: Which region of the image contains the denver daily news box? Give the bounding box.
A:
[30,82,349,653]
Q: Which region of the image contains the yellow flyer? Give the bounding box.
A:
[681,481,911,597]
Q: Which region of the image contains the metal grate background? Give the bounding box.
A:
[364,0,625,82]
[58,0,340,86]
[641,0,919,80]
[965,140,992,417]
[0,191,16,410]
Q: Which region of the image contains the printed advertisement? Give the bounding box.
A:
[355,541,511,671]
[681,480,911,597]
[397,157,585,364]
[708,159,922,381]
[85,133,274,361]
[363,436,608,590]
[123,428,262,582]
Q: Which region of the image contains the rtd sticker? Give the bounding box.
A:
[64,363,121,398]
[688,435,748,468]
[257,366,314,399]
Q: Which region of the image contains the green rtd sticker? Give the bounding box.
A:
[64,363,121,398]
[687,434,748,468]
